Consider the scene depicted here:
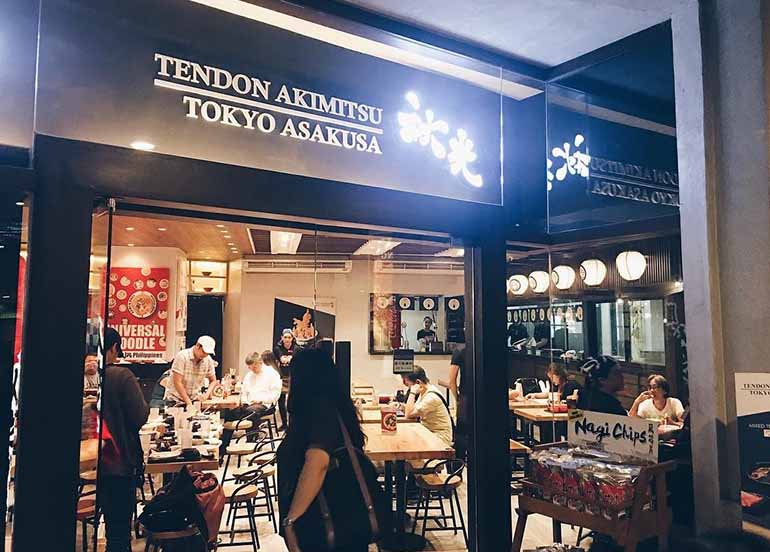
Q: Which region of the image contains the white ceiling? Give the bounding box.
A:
[339,0,675,67]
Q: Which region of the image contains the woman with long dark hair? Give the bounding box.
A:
[277,347,370,552]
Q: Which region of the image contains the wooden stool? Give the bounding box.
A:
[76,498,98,552]
[144,526,206,552]
[223,419,253,431]
[412,460,468,548]
[220,481,262,551]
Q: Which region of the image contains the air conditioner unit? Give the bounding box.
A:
[244,259,352,273]
[374,260,464,275]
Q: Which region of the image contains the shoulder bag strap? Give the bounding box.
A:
[337,413,380,538]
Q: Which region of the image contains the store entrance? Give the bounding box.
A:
[85,202,472,551]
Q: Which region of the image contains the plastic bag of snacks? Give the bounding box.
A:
[594,464,641,519]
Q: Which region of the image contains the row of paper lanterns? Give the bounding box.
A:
[507,251,647,295]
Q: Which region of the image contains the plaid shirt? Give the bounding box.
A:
[164,347,216,403]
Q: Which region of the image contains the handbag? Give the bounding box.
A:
[284,414,389,551]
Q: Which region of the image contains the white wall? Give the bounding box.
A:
[223,260,243,376]
[111,246,187,360]
[231,260,464,396]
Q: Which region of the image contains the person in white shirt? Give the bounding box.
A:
[404,367,453,446]
[630,374,685,424]
[221,351,282,451]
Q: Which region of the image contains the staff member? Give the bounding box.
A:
[164,335,219,407]
[416,316,437,343]
[274,329,299,431]
[448,347,468,459]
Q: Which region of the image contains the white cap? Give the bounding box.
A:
[197,335,216,355]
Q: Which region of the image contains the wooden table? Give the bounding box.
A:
[511,408,569,445]
[201,397,240,411]
[360,409,418,424]
[145,455,219,475]
[363,424,454,550]
[509,399,549,410]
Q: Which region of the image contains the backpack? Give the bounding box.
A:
[284,415,390,551]
[138,467,223,545]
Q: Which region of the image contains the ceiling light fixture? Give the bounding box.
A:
[15,202,24,207]
[580,259,607,286]
[528,271,550,293]
[126,227,135,231]
[616,251,647,281]
[353,240,401,256]
[157,227,167,231]
[216,224,226,228]
[130,140,155,151]
[551,265,576,290]
[270,230,302,254]
[127,243,135,247]
[435,247,465,257]
[223,234,231,238]
[507,275,528,296]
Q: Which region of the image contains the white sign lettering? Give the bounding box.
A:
[154,52,384,156]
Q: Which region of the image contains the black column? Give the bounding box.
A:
[465,222,510,551]
[13,161,93,550]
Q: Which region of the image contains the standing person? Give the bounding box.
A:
[416,316,436,344]
[277,348,371,552]
[576,356,627,416]
[220,351,282,451]
[403,367,453,446]
[448,347,467,459]
[164,335,219,407]
[274,329,299,432]
[630,374,685,423]
[99,327,149,552]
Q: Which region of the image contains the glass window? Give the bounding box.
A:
[596,299,665,366]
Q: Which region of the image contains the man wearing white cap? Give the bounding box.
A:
[165,335,219,407]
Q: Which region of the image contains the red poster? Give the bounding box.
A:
[108,267,170,361]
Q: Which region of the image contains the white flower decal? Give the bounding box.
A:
[546,158,554,191]
[547,134,590,191]
[397,91,483,188]
[448,129,483,188]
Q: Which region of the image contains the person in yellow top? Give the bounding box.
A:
[403,367,453,446]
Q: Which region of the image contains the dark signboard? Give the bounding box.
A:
[546,101,679,232]
[35,0,503,204]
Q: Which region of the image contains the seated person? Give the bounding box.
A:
[630,374,684,424]
[576,356,627,416]
[83,352,100,395]
[403,367,453,446]
[221,351,282,451]
[149,369,171,409]
[525,363,581,403]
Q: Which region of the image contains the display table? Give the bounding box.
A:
[360,409,418,424]
[363,424,454,551]
[509,398,549,410]
[511,444,676,552]
[512,408,569,445]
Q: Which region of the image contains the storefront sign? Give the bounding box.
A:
[588,155,679,207]
[735,373,770,527]
[568,411,658,463]
[36,0,503,204]
[108,267,170,360]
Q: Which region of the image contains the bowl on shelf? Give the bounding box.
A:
[203,287,214,292]
[202,271,212,277]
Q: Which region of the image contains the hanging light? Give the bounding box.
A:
[580,259,607,286]
[507,274,528,295]
[528,271,550,293]
[551,265,576,290]
[616,251,647,281]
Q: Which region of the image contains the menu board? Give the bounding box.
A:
[568,410,659,463]
[736,373,770,527]
[108,267,170,360]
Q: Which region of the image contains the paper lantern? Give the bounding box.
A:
[528,271,550,294]
[551,265,576,290]
[507,274,528,296]
[616,251,647,281]
[580,259,607,286]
